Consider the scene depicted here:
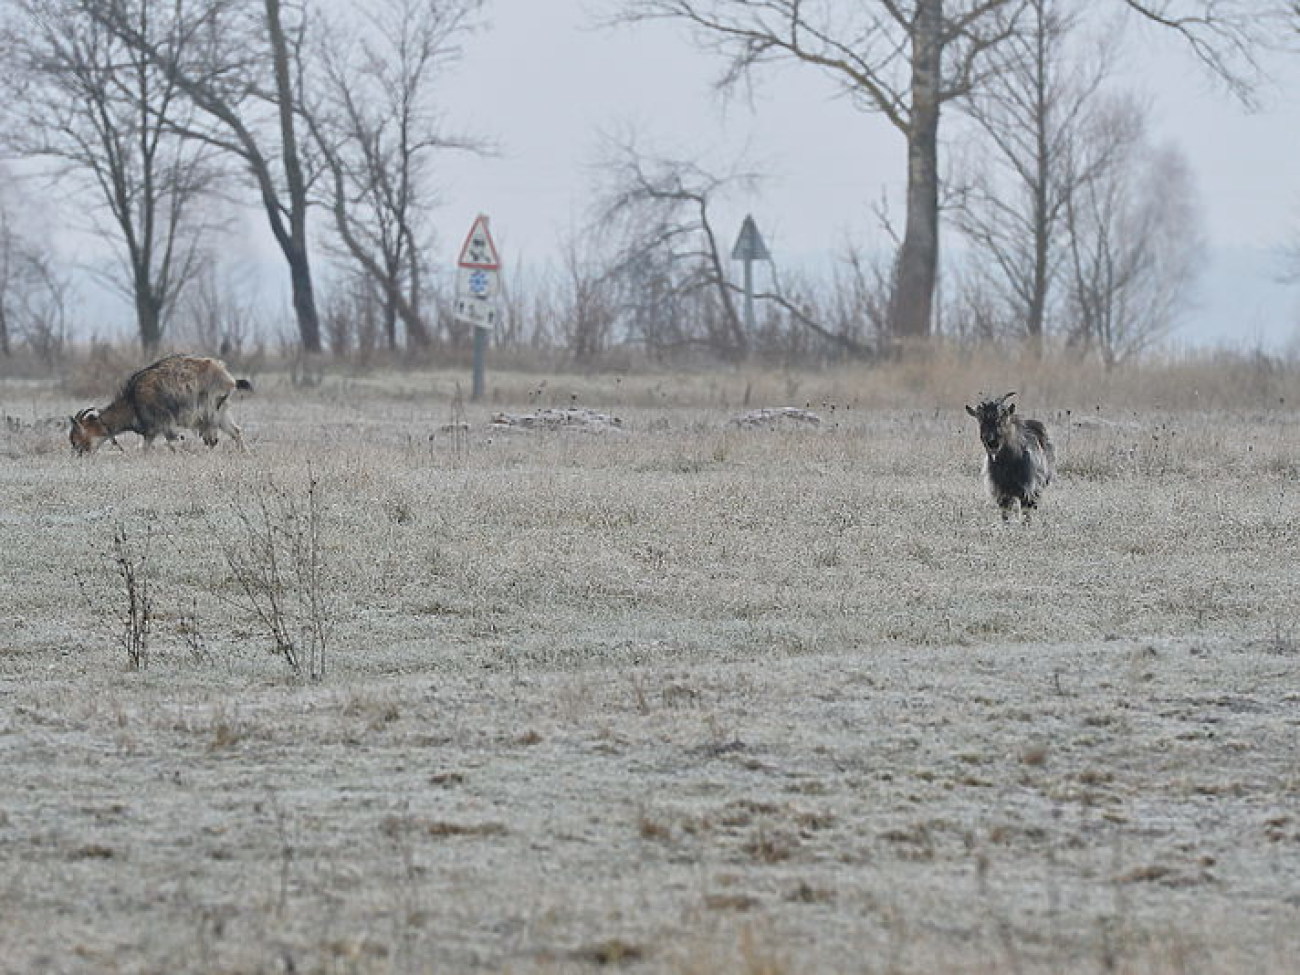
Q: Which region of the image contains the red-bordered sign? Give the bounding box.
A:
[457,214,501,270]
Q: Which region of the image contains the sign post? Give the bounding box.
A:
[454,214,502,401]
[730,214,771,337]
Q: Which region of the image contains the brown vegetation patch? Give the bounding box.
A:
[569,938,648,965]
[67,843,116,860]
[379,815,508,840]
[704,892,763,912]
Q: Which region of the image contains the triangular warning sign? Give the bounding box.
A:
[457,214,501,270]
[731,214,770,262]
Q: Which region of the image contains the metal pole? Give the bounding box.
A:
[471,325,488,401]
[742,257,755,335]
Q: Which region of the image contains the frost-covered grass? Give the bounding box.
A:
[1,363,1298,973]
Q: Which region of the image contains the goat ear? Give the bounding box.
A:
[1006,403,1016,415]
[965,405,977,417]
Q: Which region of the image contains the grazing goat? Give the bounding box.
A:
[70,354,252,455]
[965,392,1055,523]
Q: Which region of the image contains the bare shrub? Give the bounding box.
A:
[761,243,892,362]
[74,519,155,670]
[177,597,215,667]
[0,203,71,365]
[592,137,754,363]
[443,382,469,465]
[321,273,383,362]
[61,342,142,399]
[110,522,153,670]
[175,263,260,357]
[212,469,330,680]
[1063,97,1202,368]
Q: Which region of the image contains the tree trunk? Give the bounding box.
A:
[404,247,430,348]
[700,198,747,360]
[266,0,321,354]
[1025,2,1050,357]
[134,284,163,353]
[1027,116,1049,355]
[888,0,942,343]
[383,293,398,351]
[284,239,322,353]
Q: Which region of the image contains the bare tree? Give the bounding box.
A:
[1277,3,1300,284]
[78,0,327,353]
[1063,96,1201,367]
[742,243,893,361]
[1120,0,1274,104]
[308,0,485,354]
[494,261,564,354]
[0,188,73,362]
[554,236,618,364]
[21,256,72,365]
[174,261,260,354]
[2,0,222,352]
[615,1,1278,348]
[0,197,17,358]
[593,138,755,361]
[951,0,1114,351]
[320,271,384,361]
[615,1,1022,344]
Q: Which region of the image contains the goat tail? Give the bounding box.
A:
[236,378,254,393]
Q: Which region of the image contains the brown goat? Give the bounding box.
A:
[70,355,252,455]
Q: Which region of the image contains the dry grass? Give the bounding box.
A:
[0,358,1298,973]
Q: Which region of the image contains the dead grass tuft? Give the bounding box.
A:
[207,715,244,752]
[785,881,835,904]
[704,892,762,912]
[743,825,800,863]
[638,812,673,842]
[570,938,647,965]
[1020,743,1050,766]
[68,843,116,860]
[379,815,507,840]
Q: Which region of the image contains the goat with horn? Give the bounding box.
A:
[965,392,1056,523]
[70,354,253,455]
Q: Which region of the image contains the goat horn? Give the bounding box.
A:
[999,391,1017,403]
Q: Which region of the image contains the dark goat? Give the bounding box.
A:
[70,354,252,454]
[965,392,1055,522]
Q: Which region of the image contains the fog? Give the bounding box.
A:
[30,0,1300,353]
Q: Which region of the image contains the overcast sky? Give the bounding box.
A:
[432,0,1300,351]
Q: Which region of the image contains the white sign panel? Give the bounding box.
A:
[454,214,502,328]
[454,294,498,329]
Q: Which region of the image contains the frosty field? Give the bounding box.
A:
[1,363,1298,974]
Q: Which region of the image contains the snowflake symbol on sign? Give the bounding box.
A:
[468,271,491,297]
